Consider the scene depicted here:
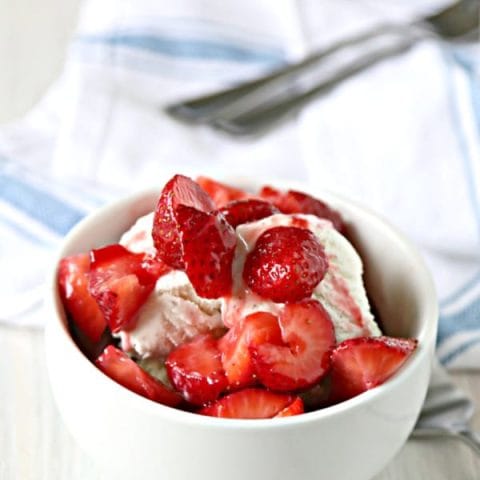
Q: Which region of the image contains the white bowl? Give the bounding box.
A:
[45,180,438,480]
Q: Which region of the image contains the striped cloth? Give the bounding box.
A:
[0,0,479,368]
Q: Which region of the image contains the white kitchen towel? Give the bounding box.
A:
[0,0,479,368]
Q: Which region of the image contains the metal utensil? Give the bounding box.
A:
[412,361,480,455]
[166,0,479,136]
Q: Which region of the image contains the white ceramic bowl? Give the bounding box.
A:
[45,180,438,480]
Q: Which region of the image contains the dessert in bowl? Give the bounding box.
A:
[45,175,437,480]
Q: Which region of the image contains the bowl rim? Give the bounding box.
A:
[45,179,438,430]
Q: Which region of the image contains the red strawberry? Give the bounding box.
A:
[218,199,279,228]
[152,174,215,269]
[196,176,248,207]
[259,186,346,233]
[179,207,237,298]
[275,397,305,417]
[152,175,237,298]
[58,253,106,342]
[250,300,335,391]
[330,336,418,402]
[95,345,181,407]
[243,226,328,303]
[219,312,283,389]
[199,388,300,419]
[88,244,161,333]
[166,333,228,406]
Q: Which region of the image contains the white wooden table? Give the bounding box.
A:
[1,325,479,480]
[0,1,479,478]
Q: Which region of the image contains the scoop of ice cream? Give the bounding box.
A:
[118,214,223,359]
[230,214,380,343]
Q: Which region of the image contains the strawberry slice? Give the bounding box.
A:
[178,206,237,298]
[259,186,346,233]
[275,397,305,417]
[196,176,248,208]
[250,300,335,391]
[166,333,228,406]
[58,253,107,342]
[152,175,237,298]
[219,312,283,390]
[152,174,216,269]
[243,226,328,303]
[95,345,181,406]
[199,388,300,419]
[218,199,279,228]
[88,244,161,333]
[330,336,418,402]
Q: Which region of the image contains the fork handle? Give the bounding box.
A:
[412,428,480,456]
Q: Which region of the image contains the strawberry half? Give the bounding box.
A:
[259,186,346,233]
[96,345,181,407]
[218,199,279,228]
[178,206,237,298]
[152,174,216,269]
[152,175,237,298]
[219,312,283,390]
[275,397,305,417]
[250,300,335,391]
[199,388,301,419]
[58,253,107,342]
[88,244,161,333]
[243,226,328,303]
[330,336,418,402]
[196,176,248,208]
[166,333,228,406]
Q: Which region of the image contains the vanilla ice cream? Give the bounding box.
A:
[118,211,380,360]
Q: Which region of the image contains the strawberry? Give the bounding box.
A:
[152,174,216,269]
[88,244,161,333]
[330,336,418,402]
[179,207,237,298]
[95,345,181,407]
[275,397,305,417]
[166,333,228,406]
[218,312,283,389]
[259,186,346,233]
[218,199,279,228]
[243,226,328,303]
[58,253,106,342]
[199,388,301,419]
[152,175,237,298]
[196,176,248,207]
[250,300,335,391]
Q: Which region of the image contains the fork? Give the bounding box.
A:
[166,0,479,136]
[412,361,480,455]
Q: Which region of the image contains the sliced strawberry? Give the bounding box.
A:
[152,174,215,269]
[219,312,283,389]
[196,176,248,208]
[58,253,106,342]
[330,336,418,402]
[166,333,228,406]
[95,345,181,407]
[88,244,160,333]
[275,397,305,417]
[259,186,346,233]
[218,199,279,228]
[179,207,237,298]
[243,226,328,303]
[251,300,335,391]
[199,388,298,419]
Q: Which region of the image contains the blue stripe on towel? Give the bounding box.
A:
[0,172,86,236]
[77,33,285,64]
[0,215,53,247]
[440,336,480,365]
[440,269,480,308]
[437,296,480,345]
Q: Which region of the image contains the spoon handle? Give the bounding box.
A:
[411,428,480,456]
